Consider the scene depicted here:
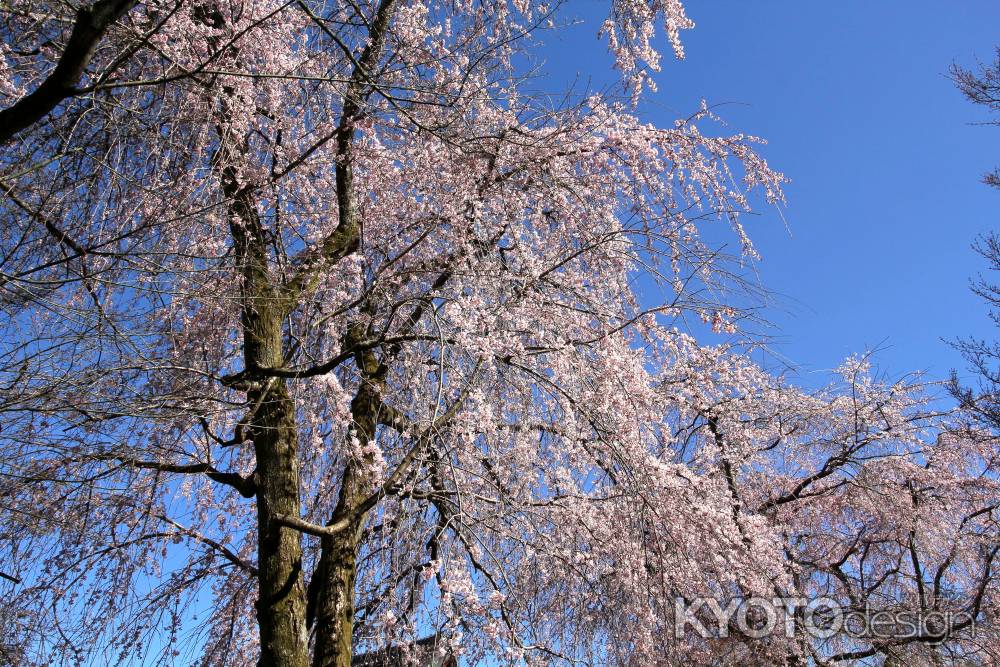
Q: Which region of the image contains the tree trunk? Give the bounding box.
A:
[310,348,385,667]
[252,372,309,667]
[310,511,365,667]
[223,165,309,667]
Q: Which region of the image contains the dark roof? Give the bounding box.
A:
[351,635,458,667]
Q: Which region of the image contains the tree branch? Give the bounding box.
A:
[86,453,257,498]
[281,0,399,308]
[0,0,138,144]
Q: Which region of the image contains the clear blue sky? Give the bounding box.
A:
[544,0,1000,385]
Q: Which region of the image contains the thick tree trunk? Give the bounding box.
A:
[310,509,365,667]
[306,4,400,656]
[252,373,309,667]
[310,349,385,667]
[222,2,400,661]
[223,165,308,667]
[243,289,310,667]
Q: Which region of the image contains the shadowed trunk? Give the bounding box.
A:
[310,504,365,667]
[217,1,399,662]
[252,372,309,667]
[310,338,385,667]
[251,370,309,667]
[223,161,308,667]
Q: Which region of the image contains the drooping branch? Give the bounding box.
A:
[157,514,259,575]
[83,453,257,498]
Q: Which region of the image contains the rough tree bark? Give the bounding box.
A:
[309,336,388,667]
[221,159,308,667]
[303,3,399,664]
[213,1,399,663]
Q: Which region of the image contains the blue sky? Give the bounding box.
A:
[544,0,1000,386]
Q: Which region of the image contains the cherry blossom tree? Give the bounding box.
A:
[1,2,998,667]
[950,47,1000,191]
[950,47,1000,435]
